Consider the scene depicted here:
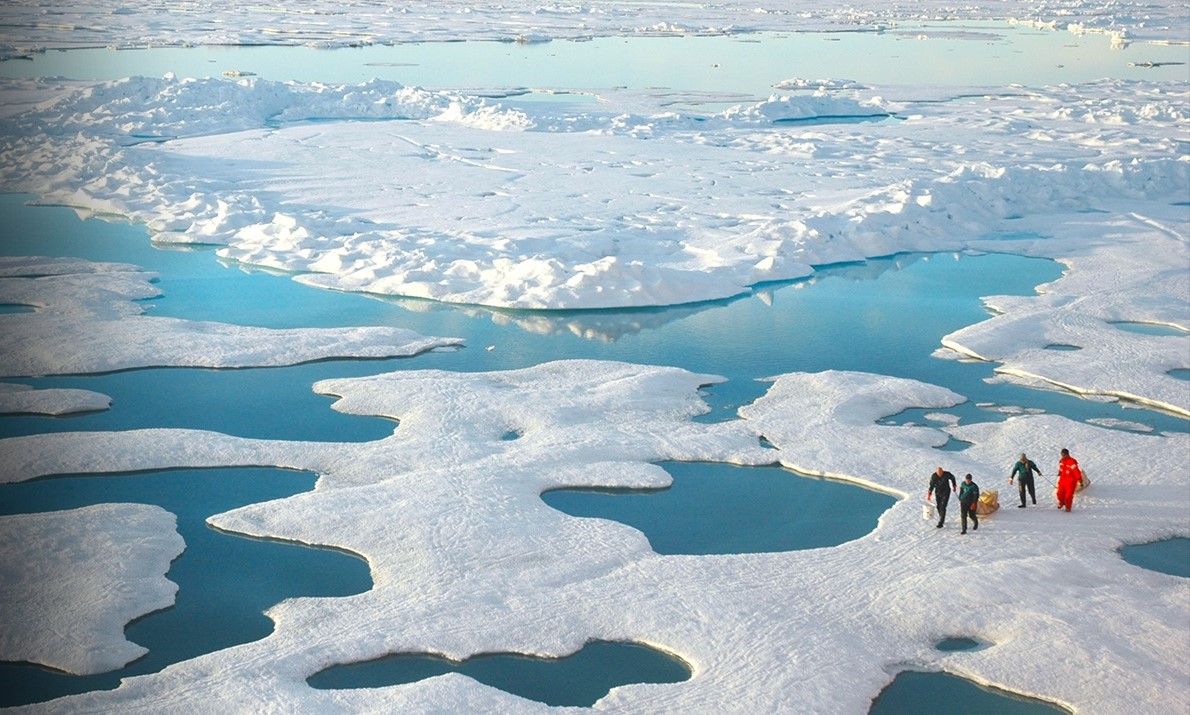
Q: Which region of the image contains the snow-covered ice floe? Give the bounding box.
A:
[0,256,462,374]
[0,504,183,675]
[0,365,1187,712]
[0,382,110,416]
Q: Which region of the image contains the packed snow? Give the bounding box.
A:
[0,0,1187,713]
[0,45,1185,408]
[941,211,1189,417]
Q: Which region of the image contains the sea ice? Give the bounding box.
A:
[0,1,1186,712]
[1,365,1186,713]
[1,65,1183,411]
[943,209,1190,417]
[0,503,183,675]
[0,1,1183,49]
[0,382,111,416]
[0,256,462,375]
[1085,417,1154,433]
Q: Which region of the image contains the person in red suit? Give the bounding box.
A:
[1056,448,1084,511]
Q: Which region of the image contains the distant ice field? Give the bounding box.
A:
[3,23,1188,88]
[0,0,1186,49]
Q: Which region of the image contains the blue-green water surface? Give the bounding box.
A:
[1120,537,1190,578]
[307,640,691,707]
[542,461,895,554]
[870,671,1069,714]
[6,196,1183,438]
[3,24,1186,89]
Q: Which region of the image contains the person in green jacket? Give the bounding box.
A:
[958,473,980,534]
[1009,453,1042,508]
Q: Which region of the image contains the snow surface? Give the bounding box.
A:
[0,503,183,675]
[0,1,1187,712]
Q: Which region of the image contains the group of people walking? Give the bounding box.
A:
[927,468,982,534]
[927,449,1085,534]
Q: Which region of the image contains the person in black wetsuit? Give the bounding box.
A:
[927,466,958,529]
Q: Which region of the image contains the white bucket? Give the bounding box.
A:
[922,503,935,521]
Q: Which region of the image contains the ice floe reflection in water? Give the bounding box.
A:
[306,640,691,707]
[870,671,1069,714]
[541,461,896,555]
[0,468,372,709]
